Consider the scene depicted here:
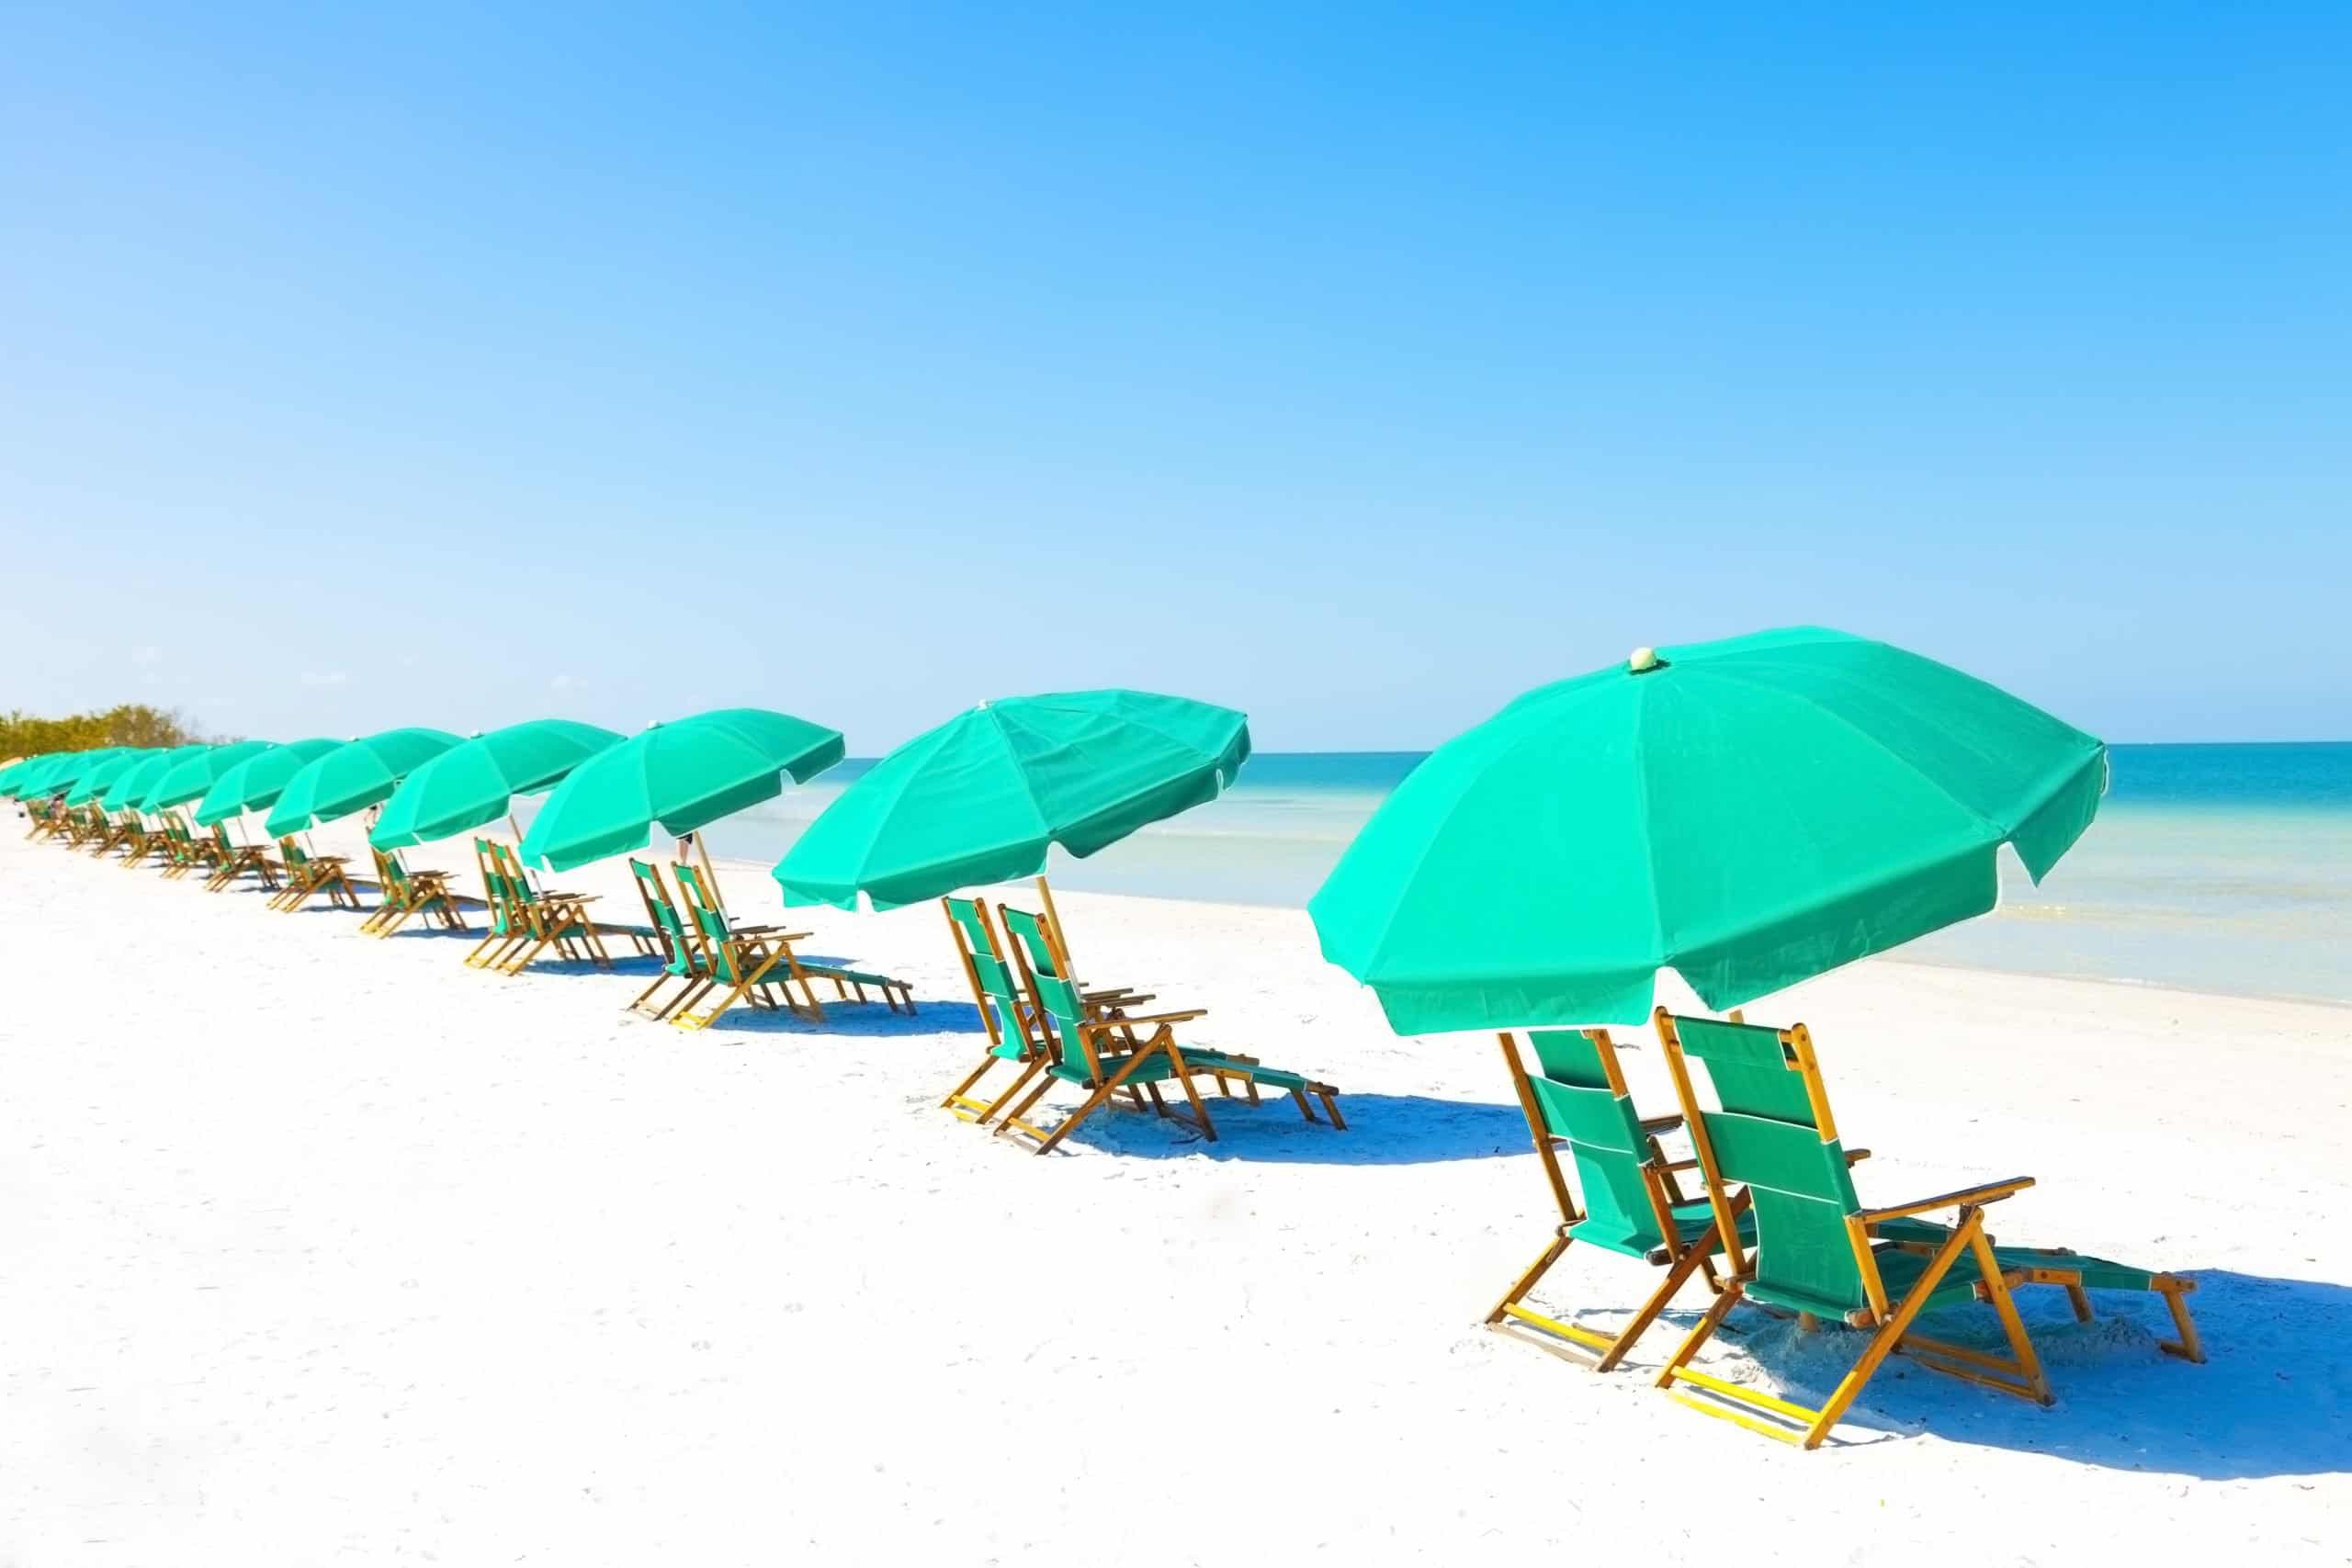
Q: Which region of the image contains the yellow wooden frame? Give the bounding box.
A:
[1487,1028,1745,1371]
[359,849,468,939]
[622,859,709,1020]
[203,823,280,893]
[938,895,1051,1124]
[1650,1009,2054,1449]
[269,836,362,912]
[1005,879,1344,1129]
[481,841,609,974]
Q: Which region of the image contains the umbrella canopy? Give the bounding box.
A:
[7,753,61,796]
[141,739,278,814]
[519,708,843,873]
[31,748,127,797]
[192,738,348,827]
[102,745,212,814]
[775,689,1251,911]
[63,748,160,807]
[265,728,466,838]
[369,718,627,850]
[2,750,59,797]
[1308,626,2108,1032]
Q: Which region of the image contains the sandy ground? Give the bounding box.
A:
[4,813,2348,1565]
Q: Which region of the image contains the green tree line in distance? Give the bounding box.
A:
[2,704,225,760]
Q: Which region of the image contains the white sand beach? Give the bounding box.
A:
[5,818,2347,1565]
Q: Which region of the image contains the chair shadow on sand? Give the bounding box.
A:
[1547,1269,2352,1480]
[700,992,1530,1166]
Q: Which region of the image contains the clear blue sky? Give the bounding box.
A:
[6,4,2346,750]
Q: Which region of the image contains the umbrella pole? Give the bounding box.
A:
[509,814,543,893]
[681,832,725,911]
[1035,874,1073,974]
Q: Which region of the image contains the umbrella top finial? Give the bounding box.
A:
[1629,647,1661,674]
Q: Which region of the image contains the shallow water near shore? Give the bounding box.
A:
[698,742,2352,1006]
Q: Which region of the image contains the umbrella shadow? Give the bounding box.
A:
[509,950,670,980]
[1031,1090,1528,1167]
[1578,1269,2352,1478]
[698,996,980,1039]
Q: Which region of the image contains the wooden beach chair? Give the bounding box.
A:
[1487,1027,1752,1371]
[484,840,612,975]
[666,862,914,1030]
[938,896,1059,1123]
[271,836,361,911]
[624,858,710,1019]
[88,810,142,858]
[157,813,219,880]
[204,823,279,893]
[990,905,1342,1154]
[360,849,467,938]
[24,796,70,841]
[463,839,533,969]
[1648,1011,2203,1449]
[121,817,175,871]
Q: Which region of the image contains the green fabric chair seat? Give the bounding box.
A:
[1743,1243,1987,1323]
[1047,1055,1181,1089]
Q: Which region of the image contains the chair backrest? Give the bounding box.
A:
[998,906,1097,1077]
[1517,1029,1669,1249]
[376,849,413,897]
[673,861,764,984]
[944,896,1033,1058]
[279,836,310,869]
[471,838,509,917]
[493,842,538,908]
[1656,1011,1868,1315]
[631,859,698,976]
[211,822,233,852]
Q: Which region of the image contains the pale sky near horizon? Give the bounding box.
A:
[5,5,2347,752]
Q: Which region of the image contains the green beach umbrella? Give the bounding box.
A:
[6,754,55,796]
[103,745,211,815]
[265,728,466,838]
[140,739,278,814]
[1308,626,2107,1032]
[3,750,62,796]
[369,718,627,850]
[775,689,1251,911]
[33,748,126,796]
[192,738,347,828]
[519,708,844,873]
[63,748,160,807]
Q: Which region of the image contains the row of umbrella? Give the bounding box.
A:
[4,626,2105,1030]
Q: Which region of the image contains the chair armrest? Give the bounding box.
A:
[1100,1009,1207,1026]
[1659,1158,1702,1174]
[1088,992,1157,1009]
[1639,1113,1685,1135]
[1852,1177,2034,1225]
[1844,1148,1871,1166]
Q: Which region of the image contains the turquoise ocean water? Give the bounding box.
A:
[704,743,2352,1006]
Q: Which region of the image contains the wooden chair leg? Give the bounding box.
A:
[1799,1220,1983,1448]
[2157,1280,2205,1363]
[1655,1275,1746,1388]
[1586,1232,1719,1372]
[1487,1230,1573,1325]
